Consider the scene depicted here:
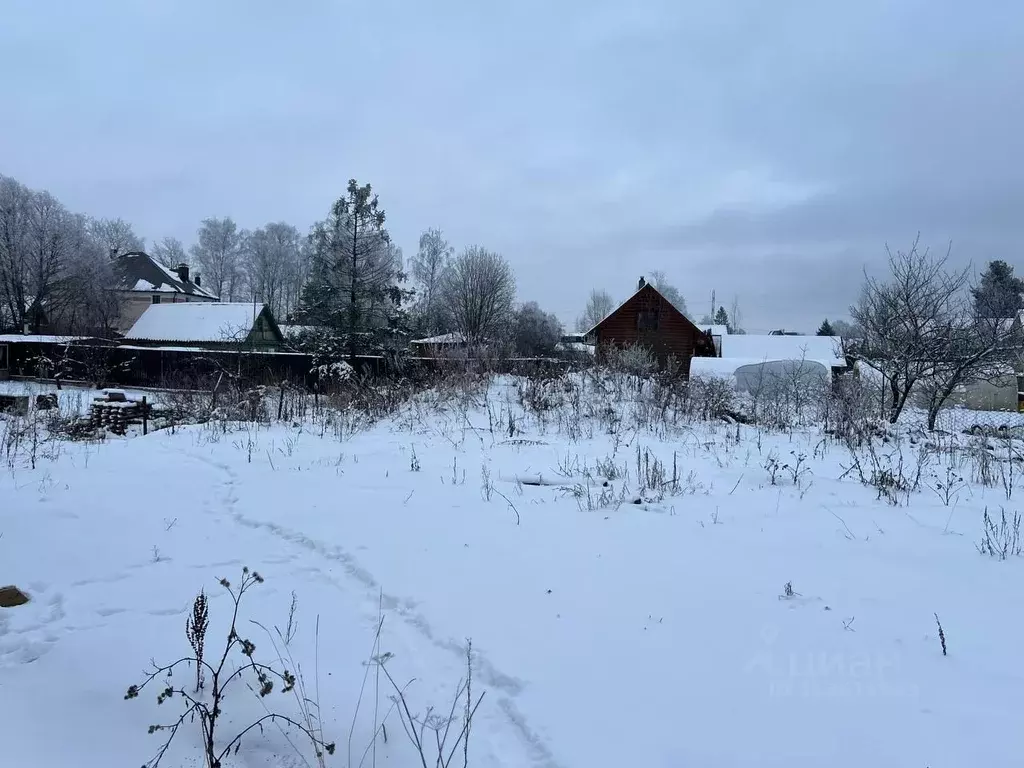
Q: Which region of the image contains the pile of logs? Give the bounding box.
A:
[90,389,151,435]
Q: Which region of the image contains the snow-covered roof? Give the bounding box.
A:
[701,324,729,337]
[0,334,98,344]
[719,334,846,368]
[125,302,269,343]
[411,332,467,345]
[113,252,219,300]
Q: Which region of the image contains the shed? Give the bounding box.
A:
[586,278,716,374]
[410,332,468,357]
[123,302,284,350]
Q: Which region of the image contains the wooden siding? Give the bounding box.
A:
[593,283,713,375]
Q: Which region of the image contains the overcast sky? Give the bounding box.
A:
[2,0,1021,332]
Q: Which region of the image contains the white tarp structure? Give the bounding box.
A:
[690,356,831,393]
[690,335,845,393]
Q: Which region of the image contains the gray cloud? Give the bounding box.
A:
[1,0,1021,332]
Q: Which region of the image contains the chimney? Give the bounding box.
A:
[174,263,191,284]
[638,276,647,290]
[194,273,201,287]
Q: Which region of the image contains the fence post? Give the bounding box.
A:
[142,395,148,436]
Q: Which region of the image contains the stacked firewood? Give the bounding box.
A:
[90,389,150,435]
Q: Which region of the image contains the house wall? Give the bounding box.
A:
[595,285,710,374]
[242,312,283,349]
[115,291,217,334]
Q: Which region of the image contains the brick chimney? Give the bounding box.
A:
[638,276,647,290]
[194,273,201,287]
[174,263,191,284]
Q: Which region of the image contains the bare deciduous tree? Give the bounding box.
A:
[440,246,516,343]
[576,289,615,332]
[513,301,563,356]
[150,236,188,267]
[190,217,241,300]
[411,228,453,333]
[648,270,689,317]
[0,175,33,330]
[851,238,957,423]
[88,216,145,257]
[850,236,1013,428]
[242,222,303,319]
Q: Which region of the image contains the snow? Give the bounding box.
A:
[721,334,846,368]
[554,341,595,354]
[699,324,730,336]
[132,278,179,293]
[0,334,96,344]
[690,356,793,378]
[125,302,263,343]
[2,375,1024,767]
[0,379,162,414]
[117,344,304,355]
[411,332,467,345]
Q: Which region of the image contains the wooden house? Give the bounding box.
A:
[586,278,716,374]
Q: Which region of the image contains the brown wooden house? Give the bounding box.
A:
[586,278,716,374]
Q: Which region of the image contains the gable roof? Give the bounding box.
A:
[587,281,703,337]
[720,334,846,368]
[112,252,219,300]
[124,302,281,344]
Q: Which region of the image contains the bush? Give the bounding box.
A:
[125,567,334,768]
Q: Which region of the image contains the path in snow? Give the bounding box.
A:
[171,440,563,768]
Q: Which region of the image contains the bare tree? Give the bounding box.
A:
[850,236,993,426]
[52,215,121,335]
[25,190,76,333]
[576,288,615,332]
[411,228,454,333]
[728,296,745,334]
[648,269,689,317]
[513,302,563,356]
[242,222,302,319]
[150,236,188,267]
[0,175,33,330]
[440,246,516,343]
[190,217,241,300]
[916,280,1019,430]
[89,217,145,257]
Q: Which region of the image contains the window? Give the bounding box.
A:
[152,295,161,304]
[0,344,8,371]
[638,308,659,331]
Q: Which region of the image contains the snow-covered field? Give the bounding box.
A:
[2,374,1023,767]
